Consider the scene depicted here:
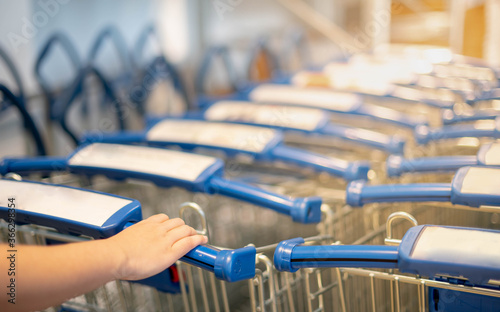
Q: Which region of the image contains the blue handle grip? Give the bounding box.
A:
[386,154,478,177]
[321,123,405,154]
[270,145,370,181]
[471,87,500,102]
[355,103,427,129]
[207,176,322,223]
[442,109,499,125]
[415,119,500,144]
[182,245,256,282]
[81,131,145,145]
[346,180,452,207]
[274,238,398,272]
[0,157,67,175]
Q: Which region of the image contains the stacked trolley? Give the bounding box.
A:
[0,27,500,312]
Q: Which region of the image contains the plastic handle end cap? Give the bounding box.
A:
[214,246,257,282]
[414,125,431,145]
[291,196,322,223]
[344,161,370,181]
[389,137,406,155]
[386,154,404,177]
[274,237,305,272]
[346,180,366,207]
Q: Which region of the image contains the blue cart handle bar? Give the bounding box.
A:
[0,156,322,224]
[82,131,370,182]
[346,180,452,207]
[415,118,500,145]
[386,154,477,177]
[123,223,255,282]
[274,238,398,272]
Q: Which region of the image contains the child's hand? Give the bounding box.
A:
[108,214,207,281]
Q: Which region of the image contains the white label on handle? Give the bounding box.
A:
[411,226,500,268]
[204,101,325,131]
[459,167,500,196]
[484,143,500,165]
[249,84,360,112]
[147,120,278,153]
[69,143,218,182]
[0,180,133,227]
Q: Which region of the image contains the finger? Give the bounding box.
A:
[171,235,208,256]
[147,214,169,223]
[166,225,197,246]
[163,218,186,232]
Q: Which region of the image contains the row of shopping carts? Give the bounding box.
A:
[1,25,500,311]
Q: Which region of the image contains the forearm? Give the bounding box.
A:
[1,240,122,312]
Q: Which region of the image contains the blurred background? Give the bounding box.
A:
[1,0,497,98]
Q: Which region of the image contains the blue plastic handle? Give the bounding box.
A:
[82,121,369,182]
[469,87,500,103]
[386,154,477,177]
[355,103,427,129]
[0,147,323,223]
[0,180,256,283]
[208,176,322,223]
[415,118,500,144]
[321,123,405,154]
[346,180,452,207]
[195,45,239,96]
[182,245,256,282]
[34,32,81,120]
[274,237,398,272]
[0,84,47,156]
[442,108,499,125]
[270,145,370,181]
[387,85,456,109]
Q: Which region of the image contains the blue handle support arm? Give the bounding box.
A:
[182,245,256,282]
[355,103,427,129]
[274,238,398,272]
[415,120,500,145]
[270,145,370,181]
[386,154,478,177]
[0,157,67,176]
[80,131,145,145]
[346,180,452,207]
[321,123,406,154]
[207,176,322,223]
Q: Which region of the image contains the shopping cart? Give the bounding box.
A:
[0,142,325,224]
[82,119,371,182]
[414,117,500,156]
[386,142,500,179]
[0,179,258,310]
[273,211,500,312]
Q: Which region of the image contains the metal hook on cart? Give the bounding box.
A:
[3,172,22,181]
[384,212,418,246]
[179,202,209,240]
